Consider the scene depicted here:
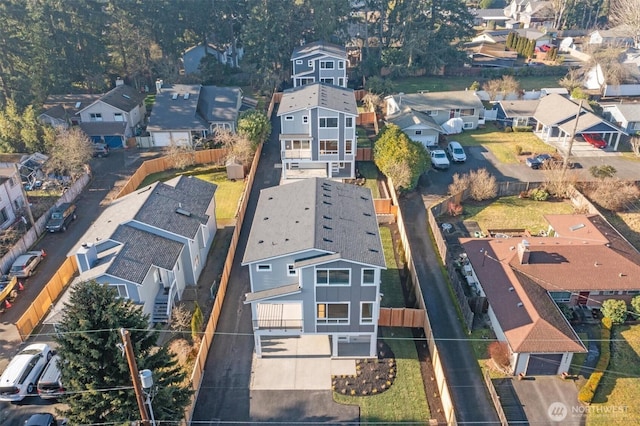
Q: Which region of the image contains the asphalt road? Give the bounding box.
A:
[0,148,158,426]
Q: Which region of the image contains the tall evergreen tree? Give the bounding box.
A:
[55,280,191,425]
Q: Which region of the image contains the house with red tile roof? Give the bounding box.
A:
[460,214,640,375]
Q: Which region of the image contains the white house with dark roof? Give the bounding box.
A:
[146,83,242,147]
[68,175,217,323]
[242,178,386,358]
[602,102,640,134]
[38,94,102,128]
[291,41,348,88]
[278,82,358,181]
[385,107,444,147]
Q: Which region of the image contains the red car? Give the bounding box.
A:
[582,133,607,149]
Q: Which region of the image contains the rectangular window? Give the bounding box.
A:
[319,117,338,128]
[287,264,297,276]
[427,110,438,116]
[361,302,374,324]
[0,207,8,224]
[114,112,124,122]
[338,61,344,69]
[345,140,353,155]
[319,140,339,155]
[303,116,308,124]
[257,264,272,272]
[90,113,103,122]
[112,284,128,298]
[550,291,571,303]
[287,140,310,150]
[285,115,294,121]
[338,78,344,86]
[296,59,303,65]
[603,290,616,295]
[317,303,349,324]
[345,117,353,128]
[320,78,334,84]
[308,60,313,67]
[415,130,422,135]
[460,108,474,116]
[362,269,375,286]
[463,122,474,129]
[316,269,350,286]
[320,61,335,69]
[627,290,640,295]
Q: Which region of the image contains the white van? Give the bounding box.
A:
[0,343,52,402]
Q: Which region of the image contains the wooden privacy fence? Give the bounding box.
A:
[15,256,78,340]
[373,198,398,216]
[114,148,229,199]
[378,308,425,328]
[184,142,263,422]
[355,148,373,161]
[357,111,376,125]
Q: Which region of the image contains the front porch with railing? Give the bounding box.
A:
[253,303,303,332]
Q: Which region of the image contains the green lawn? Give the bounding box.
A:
[334,328,430,424]
[357,126,373,148]
[357,161,381,198]
[459,196,576,236]
[391,75,565,94]
[453,123,556,163]
[468,328,509,379]
[333,226,430,423]
[587,324,640,425]
[138,165,245,221]
[569,332,589,377]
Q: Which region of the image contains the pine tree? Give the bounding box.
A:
[55,280,192,425]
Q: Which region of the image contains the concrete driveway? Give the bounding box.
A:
[511,376,584,425]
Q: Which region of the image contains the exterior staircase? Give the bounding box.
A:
[152,292,170,324]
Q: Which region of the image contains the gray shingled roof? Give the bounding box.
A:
[394,90,484,111]
[198,86,241,122]
[603,102,640,120]
[278,83,357,116]
[79,121,127,136]
[146,84,209,131]
[386,108,444,131]
[107,225,183,284]
[497,99,540,117]
[291,41,346,60]
[97,84,145,112]
[135,175,217,239]
[533,94,582,126]
[41,94,102,119]
[243,178,385,267]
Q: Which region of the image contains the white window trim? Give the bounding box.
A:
[362,269,376,286]
[287,264,297,276]
[257,264,272,272]
[320,60,335,69]
[320,77,334,84]
[316,268,351,286]
[428,110,438,117]
[338,78,344,87]
[285,115,294,121]
[308,60,313,67]
[296,59,303,65]
[338,61,344,69]
[360,301,374,324]
[112,284,129,299]
[463,121,474,129]
[345,117,354,128]
[303,116,308,124]
[415,130,422,135]
[316,302,350,324]
[319,117,339,128]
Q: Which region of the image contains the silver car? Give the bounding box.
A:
[446,141,467,162]
[9,251,44,278]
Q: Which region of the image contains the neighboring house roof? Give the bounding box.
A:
[79,121,128,136]
[473,8,509,20]
[242,178,386,268]
[391,90,484,112]
[533,94,582,125]
[147,84,209,131]
[278,83,357,116]
[198,86,242,123]
[291,41,346,60]
[602,102,640,120]
[85,84,145,113]
[556,110,621,135]
[40,94,102,120]
[69,175,216,255]
[134,175,217,239]
[590,25,636,43]
[386,107,444,132]
[473,28,549,44]
[107,224,183,284]
[497,99,540,117]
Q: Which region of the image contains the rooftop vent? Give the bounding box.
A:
[175,208,192,217]
[509,287,514,292]
[517,302,523,307]
[122,94,131,99]
[75,102,82,108]
[570,223,585,231]
[323,237,333,243]
[172,93,178,100]
[183,93,190,100]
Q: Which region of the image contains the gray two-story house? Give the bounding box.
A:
[278,82,358,182]
[242,178,386,358]
[291,41,348,88]
[70,175,217,323]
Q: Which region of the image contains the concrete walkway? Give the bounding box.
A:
[400,191,500,425]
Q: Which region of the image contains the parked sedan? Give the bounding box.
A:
[9,250,45,278]
[582,133,607,149]
[0,343,52,402]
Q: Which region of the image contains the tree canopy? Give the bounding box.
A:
[374,124,429,191]
[55,280,191,425]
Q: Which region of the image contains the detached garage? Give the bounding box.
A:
[526,354,564,375]
[386,107,444,148]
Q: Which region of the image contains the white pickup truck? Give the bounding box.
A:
[430,149,450,170]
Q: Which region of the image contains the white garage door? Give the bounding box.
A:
[413,135,438,147]
[151,131,190,147]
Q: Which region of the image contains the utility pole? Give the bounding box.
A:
[563,98,584,177]
[121,328,151,426]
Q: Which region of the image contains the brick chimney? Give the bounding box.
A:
[517,239,531,264]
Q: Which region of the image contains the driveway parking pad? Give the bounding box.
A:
[511,376,584,425]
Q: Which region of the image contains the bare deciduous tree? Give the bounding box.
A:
[468,168,497,201]
[171,304,192,337]
[44,127,93,179]
[385,160,413,190]
[630,135,640,156]
[558,68,584,92]
[165,141,196,170]
[448,172,470,195]
[215,129,255,167]
[587,178,640,211]
[482,75,521,101]
[610,0,640,48]
[362,92,381,113]
[542,160,578,198]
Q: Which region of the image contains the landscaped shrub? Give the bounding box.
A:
[586,178,640,211]
[601,299,627,325]
[504,126,513,133]
[514,144,523,156]
[488,341,510,368]
[448,172,470,195]
[578,318,612,404]
[512,126,532,132]
[631,295,640,319]
[529,187,549,201]
[468,168,498,201]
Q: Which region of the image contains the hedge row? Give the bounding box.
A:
[578,318,612,404]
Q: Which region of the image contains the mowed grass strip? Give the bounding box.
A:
[334,327,430,425]
[452,124,556,163]
[138,165,246,220]
[587,324,640,425]
[357,161,381,198]
[460,196,575,235]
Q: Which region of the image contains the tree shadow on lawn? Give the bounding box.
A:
[591,324,637,405]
